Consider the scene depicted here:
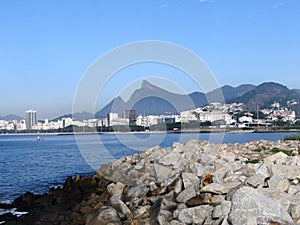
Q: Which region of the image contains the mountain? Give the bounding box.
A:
[293,89,300,95]
[207,84,256,102]
[96,97,126,118]
[126,80,202,115]
[0,114,24,121]
[96,80,200,117]
[95,81,256,117]
[51,111,95,122]
[230,82,300,112]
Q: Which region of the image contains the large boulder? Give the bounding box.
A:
[228,186,293,225]
[150,198,178,225]
[174,205,213,224]
[86,206,121,225]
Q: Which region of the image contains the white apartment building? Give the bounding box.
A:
[180,110,198,123]
[107,112,129,126]
[199,110,224,122]
[239,116,253,123]
[25,110,37,130]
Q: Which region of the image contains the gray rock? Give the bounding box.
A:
[173,157,190,170]
[264,152,288,165]
[185,193,212,207]
[220,151,236,163]
[86,206,121,225]
[176,185,197,203]
[212,205,222,219]
[268,175,290,191]
[107,182,125,196]
[211,194,225,205]
[156,210,173,225]
[169,220,185,225]
[288,185,300,195]
[134,158,146,170]
[176,205,213,224]
[246,174,265,188]
[190,161,206,177]
[212,201,231,219]
[203,216,223,225]
[133,205,150,218]
[224,174,242,183]
[110,195,133,220]
[159,150,182,167]
[170,220,184,225]
[127,185,150,199]
[150,198,178,225]
[239,175,247,183]
[255,163,271,178]
[181,172,199,189]
[154,163,174,182]
[174,177,183,194]
[291,205,300,219]
[219,216,230,225]
[201,182,240,194]
[270,164,300,179]
[213,172,224,184]
[243,217,258,225]
[228,186,293,225]
[260,188,293,211]
[285,156,300,166]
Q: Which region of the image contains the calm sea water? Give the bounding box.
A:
[0,132,298,203]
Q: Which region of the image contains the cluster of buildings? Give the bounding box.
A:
[0,101,299,132]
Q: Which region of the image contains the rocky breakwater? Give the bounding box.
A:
[97,139,300,225]
[3,139,300,225]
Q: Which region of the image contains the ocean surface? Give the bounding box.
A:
[0,132,298,204]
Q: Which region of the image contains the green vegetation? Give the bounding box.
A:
[271,147,295,156]
[253,146,268,152]
[284,134,300,141]
[245,159,260,164]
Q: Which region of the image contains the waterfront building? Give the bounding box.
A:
[107,112,119,127]
[25,110,37,130]
[180,110,198,123]
[122,109,136,126]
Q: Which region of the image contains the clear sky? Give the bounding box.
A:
[0,0,299,119]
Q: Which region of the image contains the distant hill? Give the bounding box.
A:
[207,84,256,102]
[229,82,300,113]
[95,80,256,117]
[0,114,24,121]
[96,80,208,117]
[95,97,126,118]
[293,89,300,95]
[51,111,95,122]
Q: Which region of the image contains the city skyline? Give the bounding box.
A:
[1,1,300,119]
[0,79,298,120]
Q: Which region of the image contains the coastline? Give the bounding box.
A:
[2,127,300,136]
[2,138,300,224]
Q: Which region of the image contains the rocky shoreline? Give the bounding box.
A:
[2,139,300,225]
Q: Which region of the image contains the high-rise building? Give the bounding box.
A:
[122,109,136,126]
[107,112,118,127]
[25,110,37,130]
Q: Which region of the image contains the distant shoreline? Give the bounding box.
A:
[1,128,300,136]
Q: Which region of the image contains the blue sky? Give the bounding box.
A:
[0,0,299,119]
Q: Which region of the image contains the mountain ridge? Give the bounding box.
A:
[230,82,300,113]
[3,81,298,121]
[95,81,257,117]
[0,114,24,121]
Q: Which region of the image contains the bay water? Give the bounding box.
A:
[0,132,298,203]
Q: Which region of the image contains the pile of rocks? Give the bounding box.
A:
[4,139,300,225]
[96,139,300,225]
